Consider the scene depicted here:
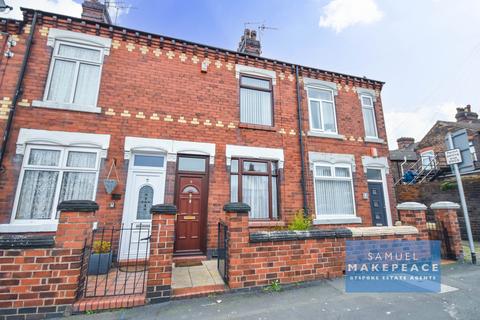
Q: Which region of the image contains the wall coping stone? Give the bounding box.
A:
[396,202,427,211]
[347,226,418,237]
[57,200,99,212]
[150,204,177,214]
[249,228,352,243]
[430,201,461,210]
[224,202,251,214]
[0,234,55,249]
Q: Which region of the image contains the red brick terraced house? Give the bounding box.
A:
[0,3,395,261]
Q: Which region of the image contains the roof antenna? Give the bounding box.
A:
[104,0,136,25]
[244,21,278,41]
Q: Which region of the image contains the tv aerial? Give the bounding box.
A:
[104,0,136,25]
[244,21,278,40]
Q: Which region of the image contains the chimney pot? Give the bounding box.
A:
[81,0,111,24]
[397,137,415,149]
[455,104,479,123]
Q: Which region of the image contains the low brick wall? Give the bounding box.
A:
[0,201,98,319]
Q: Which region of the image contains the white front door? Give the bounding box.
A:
[120,154,166,260]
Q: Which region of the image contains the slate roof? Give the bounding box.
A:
[389,142,419,161]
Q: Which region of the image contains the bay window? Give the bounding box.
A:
[230,158,278,219]
[313,163,355,217]
[307,87,337,133]
[13,146,100,222]
[240,75,273,126]
[361,94,378,138]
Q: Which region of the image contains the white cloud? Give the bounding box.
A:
[385,102,458,148]
[319,0,383,33]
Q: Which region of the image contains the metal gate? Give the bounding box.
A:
[217,221,228,283]
[78,224,151,298]
[426,218,455,259]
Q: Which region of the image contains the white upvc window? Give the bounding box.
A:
[307,87,338,134]
[361,94,378,138]
[43,40,104,109]
[313,162,356,217]
[420,150,435,170]
[11,145,101,223]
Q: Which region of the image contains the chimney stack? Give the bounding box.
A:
[397,137,415,150]
[237,28,261,56]
[455,104,479,123]
[81,0,111,24]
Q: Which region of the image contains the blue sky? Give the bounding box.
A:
[2,0,480,148]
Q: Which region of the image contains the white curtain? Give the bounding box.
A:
[271,177,278,219]
[315,179,354,215]
[28,149,60,166]
[73,64,100,106]
[58,44,100,61]
[16,170,59,219]
[322,101,336,132]
[363,107,377,137]
[242,175,269,219]
[230,175,238,202]
[240,88,272,126]
[47,59,75,103]
[67,151,96,168]
[59,172,96,203]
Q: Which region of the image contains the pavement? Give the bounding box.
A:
[70,263,480,320]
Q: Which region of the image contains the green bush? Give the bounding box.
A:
[287,210,312,231]
[440,181,457,191]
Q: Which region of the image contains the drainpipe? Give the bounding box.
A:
[0,12,37,172]
[295,65,308,216]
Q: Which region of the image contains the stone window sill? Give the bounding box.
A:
[0,222,58,233]
[364,137,385,144]
[32,100,101,114]
[313,216,362,225]
[307,131,345,140]
[239,123,277,132]
[249,220,286,228]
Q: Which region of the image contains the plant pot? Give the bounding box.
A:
[104,179,118,194]
[88,252,112,275]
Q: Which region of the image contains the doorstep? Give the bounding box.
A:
[72,294,146,313]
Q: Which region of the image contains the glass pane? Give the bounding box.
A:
[134,155,165,167]
[240,88,272,126]
[315,166,331,177]
[243,161,268,173]
[182,186,199,193]
[272,176,278,219]
[271,162,278,175]
[362,96,373,106]
[58,44,101,61]
[178,157,206,172]
[241,76,270,90]
[28,149,60,166]
[136,185,153,220]
[315,179,354,215]
[242,175,269,219]
[230,175,238,202]
[363,108,377,137]
[16,170,58,219]
[231,159,238,173]
[322,101,336,132]
[307,88,332,101]
[47,59,76,103]
[73,63,100,106]
[59,172,96,203]
[309,100,322,130]
[335,167,350,177]
[67,151,97,168]
[366,169,382,180]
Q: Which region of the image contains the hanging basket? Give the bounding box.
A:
[104,160,119,194]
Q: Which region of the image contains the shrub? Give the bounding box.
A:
[92,240,111,254]
[440,181,457,191]
[287,210,312,231]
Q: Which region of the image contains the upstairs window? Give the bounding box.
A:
[361,95,378,138]
[421,150,435,170]
[307,87,337,133]
[230,158,278,220]
[240,75,273,126]
[469,141,478,161]
[45,42,103,108]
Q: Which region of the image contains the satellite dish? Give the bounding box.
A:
[0,0,13,13]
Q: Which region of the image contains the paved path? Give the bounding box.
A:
[71,263,480,320]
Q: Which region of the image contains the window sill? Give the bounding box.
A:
[307,131,345,140]
[249,220,286,228]
[364,137,385,144]
[0,222,58,233]
[32,100,101,114]
[313,216,362,225]
[238,123,277,132]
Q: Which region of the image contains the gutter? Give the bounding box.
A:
[295,65,308,216]
[0,12,37,172]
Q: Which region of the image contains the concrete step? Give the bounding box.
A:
[72,294,145,313]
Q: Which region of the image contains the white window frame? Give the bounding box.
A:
[420,150,435,170]
[313,162,356,218]
[361,94,378,139]
[10,145,102,226]
[306,86,339,135]
[469,141,478,161]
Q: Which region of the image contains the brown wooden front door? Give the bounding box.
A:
[174,156,208,255]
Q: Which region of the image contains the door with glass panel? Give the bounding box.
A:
[120,154,166,260]
[366,168,388,226]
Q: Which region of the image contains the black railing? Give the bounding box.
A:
[80,224,151,298]
[426,218,455,259]
[217,221,228,284]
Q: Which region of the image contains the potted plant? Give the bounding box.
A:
[88,240,112,275]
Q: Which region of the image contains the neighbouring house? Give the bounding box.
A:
[2,1,465,318]
[389,137,418,182]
